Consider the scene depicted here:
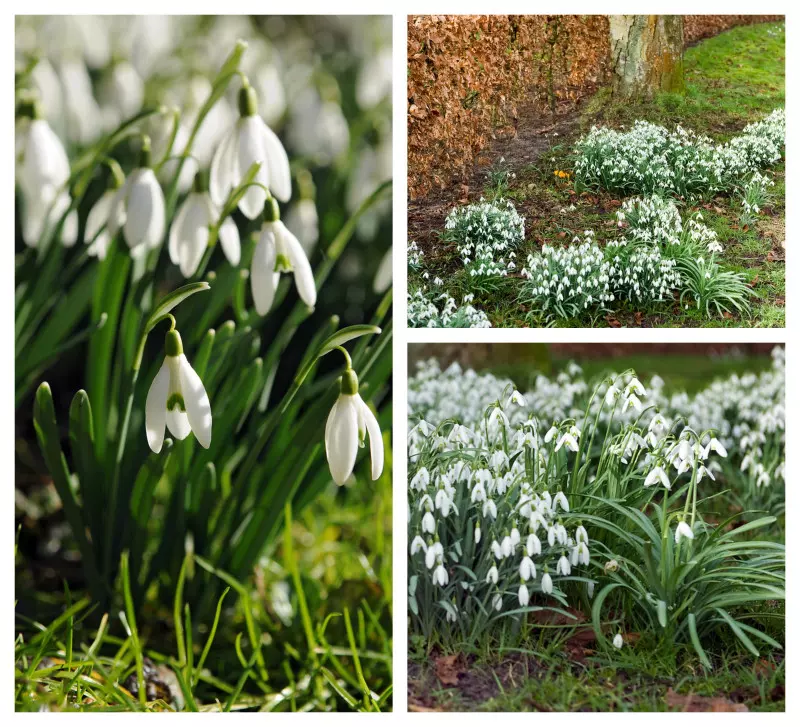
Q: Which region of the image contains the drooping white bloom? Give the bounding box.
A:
[554,491,570,513]
[541,571,553,595]
[325,368,383,485]
[16,103,70,193]
[526,533,542,556]
[410,535,427,555]
[575,525,589,544]
[108,137,166,252]
[556,554,571,576]
[492,593,503,611]
[421,511,435,535]
[251,202,316,314]
[145,329,211,453]
[555,432,579,453]
[544,425,558,443]
[604,384,620,406]
[210,82,291,218]
[644,466,670,489]
[433,563,449,587]
[520,556,536,581]
[675,520,694,543]
[491,540,503,560]
[482,499,497,520]
[703,437,728,459]
[613,633,624,649]
[169,174,241,277]
[85,183,126,260]
[623,393,642,413]
[518,583,530,607]
[474,524,481,544]
[486,565,499,585]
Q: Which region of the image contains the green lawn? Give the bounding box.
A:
[410,21,786,328]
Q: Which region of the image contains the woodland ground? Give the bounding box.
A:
[407,21,786,328]
[407,349,785,712]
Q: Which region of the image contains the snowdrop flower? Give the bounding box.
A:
[544,425,558,443]
[421,512,435,535]
[483,499,497,520]
[325,367,383,485]
[575,525,589,544]
[491,539,503,560]
[486,565,499,585]
[210,81,291,218]
[554,491,570,513]
[556,554,571,576]
[507,390,526,407]
[108,136,166,253]
[526,533,541,556]
[510,526,521,547]
[168,173,241,277]
[518,583,530,607]
[644,466,670,489]
[605,384,620,406]
[445,606,457,623]
[520,556,536,581]
[492,594,503,611]
[541,571,553,595]
[85,170,126,260]
[555,432,579,453]
[433,563,448,587]
[251,198,316,314]
[474,523,481,544]
[613,633,624,649]
[146,329,211,453]
[574,541,590,566]
[623,393,642,413]
[410,535,427,555]
[16,98,70,194]
[410,468,430,491]
[702,437,728,458]
[425,542,442,570]
[675,520,694,543]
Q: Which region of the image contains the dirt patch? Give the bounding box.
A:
[407,96,589,263]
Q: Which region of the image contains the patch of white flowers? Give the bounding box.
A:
[445,198,524,282]
[407,286,492,328]
[738,171,775,226]
[408,240,424,270]
[574,109,785,199]
[407,355,758,631]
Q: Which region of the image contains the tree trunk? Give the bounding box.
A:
[609,15,685,98]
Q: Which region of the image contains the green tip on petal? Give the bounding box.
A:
[165,329,183,357]
[166,392,186,412]
[192,169,208,193]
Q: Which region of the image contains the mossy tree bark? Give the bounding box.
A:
[609,15,685,98]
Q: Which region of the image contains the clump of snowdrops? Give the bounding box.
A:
[573,109,785,199]
[443,198,524,290]
[519,195,751,323]
[407,286,492,328]
[408,358,784,660]
[15,17,392,623]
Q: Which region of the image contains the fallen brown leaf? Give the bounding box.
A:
[665,688,748,712]
[434,653,464,686]
[605,316,621,328]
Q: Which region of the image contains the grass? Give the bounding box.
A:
[407,348,785,711]
[410,21,785,328]
[15,477,393,712]
[409,638,785,712]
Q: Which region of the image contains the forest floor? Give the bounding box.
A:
[407,21,786,328]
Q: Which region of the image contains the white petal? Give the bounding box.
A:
[85,189,115,242]
[358,396,384,480]
[325,395,359,485]
[278,222,316,307]
[22,119,69,189]
[145,360,170,453]
[236,116,268,218]
[257,116,291,202]
[177,195,211,278]
[88,230,111,260]
[62,209,79,246]
[251,227,279,315]
[168,193,191,264]
[123,169,165,249]
[218,217,241,266]
[106,177,131,239]
[209,125,238,207]
[166,407,192,441]
[179,355,212,448]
